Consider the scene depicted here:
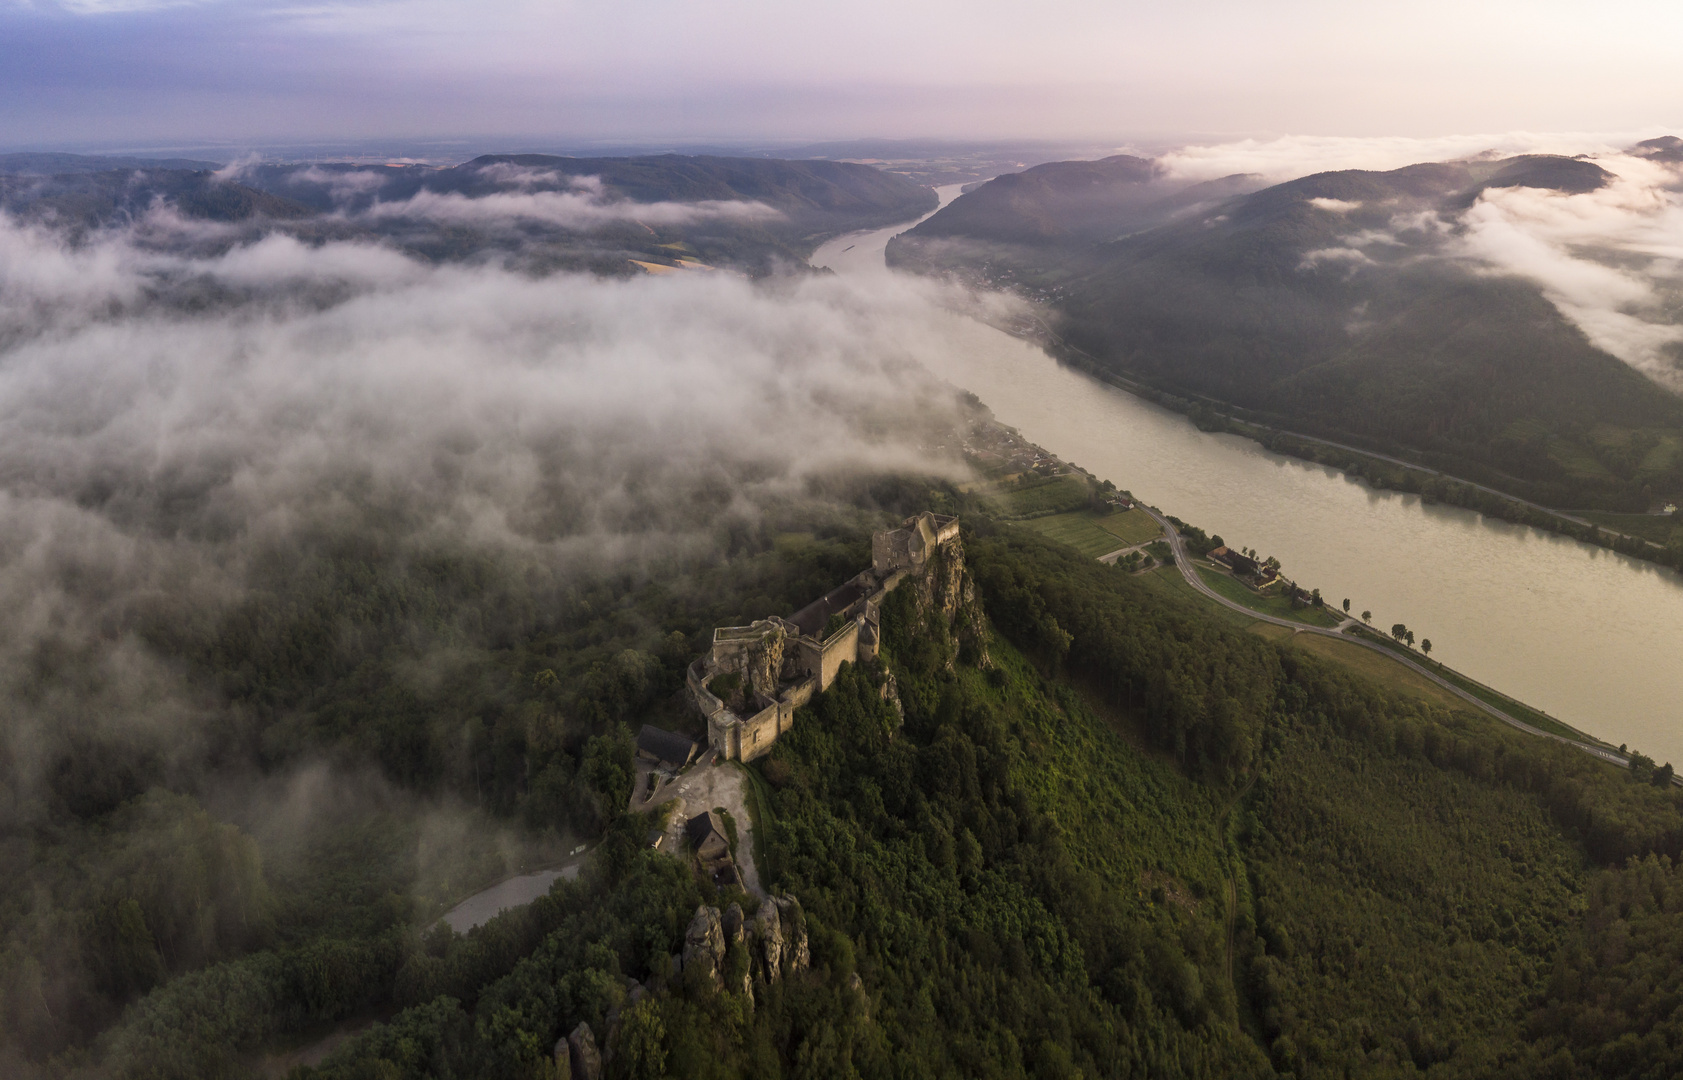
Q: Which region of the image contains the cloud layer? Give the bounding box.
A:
[1182,134,1683,389]
[356,187,782,230]
[0,213,969,822]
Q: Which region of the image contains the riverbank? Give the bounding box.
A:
[811,186,1683,775]
[1034,335,1681,574]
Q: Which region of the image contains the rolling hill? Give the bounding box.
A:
[888,146,1683,511]
[0,152,936,274]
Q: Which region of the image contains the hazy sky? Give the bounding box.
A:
[3,0,1682,150]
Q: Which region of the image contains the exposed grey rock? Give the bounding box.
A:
[847,970,871,1018]
[722,902,745,946]
[552,1037,573,1080]
[567,1022,600,1080]
[773,895,810,973]
[754,897,783,981]
[682,904,725,988]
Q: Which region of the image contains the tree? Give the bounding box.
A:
[1342,598,1351,614]
[1310,588,1322,607]
[1420,639,1432,659]
[1404,630,1415,648]
[1362,611,1371,624]
[1390,623,1407,642]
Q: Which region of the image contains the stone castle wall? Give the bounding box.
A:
[691,513,960,762]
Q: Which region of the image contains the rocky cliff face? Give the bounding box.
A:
[682,905,727,990]
[747,624,786,702]
[683,895,809,998]
[908,535,990,670]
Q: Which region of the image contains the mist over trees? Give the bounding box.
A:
[889,142,1683,513]
[5,147,1683,1080]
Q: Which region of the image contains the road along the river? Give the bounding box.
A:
[812,188,1683,768]
[1138,504,1632,770]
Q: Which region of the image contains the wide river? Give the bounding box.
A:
[814,186,1683,767]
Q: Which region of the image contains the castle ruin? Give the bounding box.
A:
[687,512,960,761]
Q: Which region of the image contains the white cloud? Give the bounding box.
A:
[0,210,980,818]
[1158,131,1659,183]
[1453,155,1683,388]
[356,187,782,230]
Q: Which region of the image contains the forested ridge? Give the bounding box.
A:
[7,487,1683,1079]
[888,152,1683,514]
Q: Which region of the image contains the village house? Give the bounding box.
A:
[686,512,960,762]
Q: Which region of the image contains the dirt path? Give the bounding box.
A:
[1217,771,1257,992]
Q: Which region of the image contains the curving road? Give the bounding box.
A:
[1136,505,1632,769]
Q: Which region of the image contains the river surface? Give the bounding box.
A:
[813,186,1683,767]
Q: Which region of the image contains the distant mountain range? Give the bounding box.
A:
[0,152,224,174]
[888,140,1683,511]
[0,152,936,275]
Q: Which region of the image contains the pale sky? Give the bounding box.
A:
[3,0,1682,150]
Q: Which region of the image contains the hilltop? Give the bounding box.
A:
[888,144,1683,515]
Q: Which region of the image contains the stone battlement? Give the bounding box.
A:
[688,512,960,762]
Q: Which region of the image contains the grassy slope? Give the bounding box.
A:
[1017,512,1128,556]
[1017,506,1163,558]
[1580,510,1682,546]
[992,475,1092,517]
[1194,565,1342,627]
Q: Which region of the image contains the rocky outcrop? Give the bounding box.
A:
[683,905,726,989]
[747,624,786,701]
[878,667,905,723]
[775,895,811,973]
[908,536,989,670]
[682,896,810,997]
[754,895,810,981]
[552,1037,573,1080]
[567,1022,601,1080]
[754,897,783,979]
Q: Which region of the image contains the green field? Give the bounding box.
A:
[1194,565,1342,627]
[992,475,1091,518]
[1017,511,1133,557]
[1581,510,1679,546]
[1094,507,1162,544]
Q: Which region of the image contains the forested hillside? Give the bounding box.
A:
[8,479,1683,1079]
[0,152,936,274]
[888,147,1683,512]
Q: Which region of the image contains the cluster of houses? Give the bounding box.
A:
[961,419,1067,477]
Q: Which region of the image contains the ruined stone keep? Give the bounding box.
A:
[687,512,961,761]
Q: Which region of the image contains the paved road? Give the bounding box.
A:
[1097,540,1155,564]
[1136,505,1632,769]
[440,862,584,933]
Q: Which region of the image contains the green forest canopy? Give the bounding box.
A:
[5,488,1683,1080]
